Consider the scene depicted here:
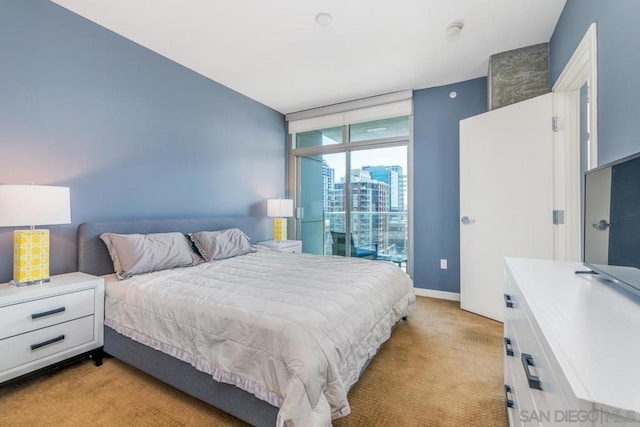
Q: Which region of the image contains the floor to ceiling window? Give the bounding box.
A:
[288,98,412,272]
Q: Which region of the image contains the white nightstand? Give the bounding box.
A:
[0,272,105,384]
[257,240,302,254]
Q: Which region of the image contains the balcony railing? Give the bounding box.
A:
[322,211,408,263]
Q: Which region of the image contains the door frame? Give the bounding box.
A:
[552,23,598,261]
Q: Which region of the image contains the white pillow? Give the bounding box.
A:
[188,228,255,262]
[100,232,202,279]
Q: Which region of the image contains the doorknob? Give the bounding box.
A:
[461,216,475,225]
[592,219,610,230]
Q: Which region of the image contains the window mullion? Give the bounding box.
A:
[292,138,408,157]
[343,125,351,257]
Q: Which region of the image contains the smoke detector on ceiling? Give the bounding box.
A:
[446,21,464,38]
[315,13,332,26]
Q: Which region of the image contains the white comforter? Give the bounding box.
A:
[104,248,415,426]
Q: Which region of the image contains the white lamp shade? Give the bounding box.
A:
[267,199,293,218]
[0,185,71,227]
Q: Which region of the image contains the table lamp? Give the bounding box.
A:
[0,185,71,286]
[267,199,293,242]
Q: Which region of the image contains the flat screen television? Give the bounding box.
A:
[583,151,640,295]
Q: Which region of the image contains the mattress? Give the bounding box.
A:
[104,248,415,426]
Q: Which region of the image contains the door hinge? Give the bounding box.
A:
[552,116,565,132]
[553,210,565,225]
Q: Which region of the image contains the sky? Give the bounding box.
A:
[323,145,407,180]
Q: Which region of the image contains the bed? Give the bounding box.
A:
[78,217,415,427]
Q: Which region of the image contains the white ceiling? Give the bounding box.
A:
[51,0,566,114]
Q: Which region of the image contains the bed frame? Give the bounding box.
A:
[77,216,398,426]
[78,217,279,426]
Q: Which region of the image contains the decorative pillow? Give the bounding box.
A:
[188,228,255,262]
[100,232,203,279]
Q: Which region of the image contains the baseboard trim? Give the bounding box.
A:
[414,288,461,301]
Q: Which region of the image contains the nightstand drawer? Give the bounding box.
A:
[284,245,302,254]
[0,315,95,372]
[0,289,95,340]
[257,240,302,253]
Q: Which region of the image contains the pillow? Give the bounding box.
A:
[188,228,255,262]
[100,232,203,279]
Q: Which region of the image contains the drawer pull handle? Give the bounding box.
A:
[30,334,65,351]
[504,294,514,308]
[31,307,66,319]
[504,384,515,408]
[521,353,543,390]
[504,337,514,356]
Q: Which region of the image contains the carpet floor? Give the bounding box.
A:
[0,297,507,426]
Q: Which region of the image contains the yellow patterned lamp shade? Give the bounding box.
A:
[267,199,294,242]
[0,185,71,286]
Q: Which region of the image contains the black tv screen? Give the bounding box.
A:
[584,151,640,295]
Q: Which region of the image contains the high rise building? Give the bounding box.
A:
[363,165,407,253]
[387,166,407,212]
[332,169,389,249]
[324,165,407,256]
[363,166,402,211]
[321,161,335,212]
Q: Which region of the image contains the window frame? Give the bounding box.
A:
[287,114,414,278]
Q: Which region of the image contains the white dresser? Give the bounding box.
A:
[0,272,105,383]
[504,258,640,426]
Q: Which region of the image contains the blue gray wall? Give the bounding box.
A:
[550,0,640,165]
[0,1,286,283]
[413,78,488,292]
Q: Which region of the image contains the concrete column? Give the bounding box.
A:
[488,43,550,110]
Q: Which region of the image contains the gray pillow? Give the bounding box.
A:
[100,232,203,279]
[188,228,255,262]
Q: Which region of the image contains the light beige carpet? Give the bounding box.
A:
[0,297,507,426]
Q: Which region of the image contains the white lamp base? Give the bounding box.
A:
[11,278,50,287]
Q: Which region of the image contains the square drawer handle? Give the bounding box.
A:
[31,334,66,351]
[31,306,66,319]
[504,294,514,308]
[504,337,514,356]
[504,384,515,408]
[521,353,543,390]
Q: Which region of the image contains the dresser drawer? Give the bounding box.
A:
[505,358,518,426]
[504,290,580,426]
[0,289,95,339]
[505,332,539,425]
[515,304,572,396]
[0,315,95,372]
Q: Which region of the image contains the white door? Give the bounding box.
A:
[460,94,555,322]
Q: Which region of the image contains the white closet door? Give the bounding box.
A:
[460,94,555,322]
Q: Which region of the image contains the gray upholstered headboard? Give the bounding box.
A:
[77,217,257,276]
